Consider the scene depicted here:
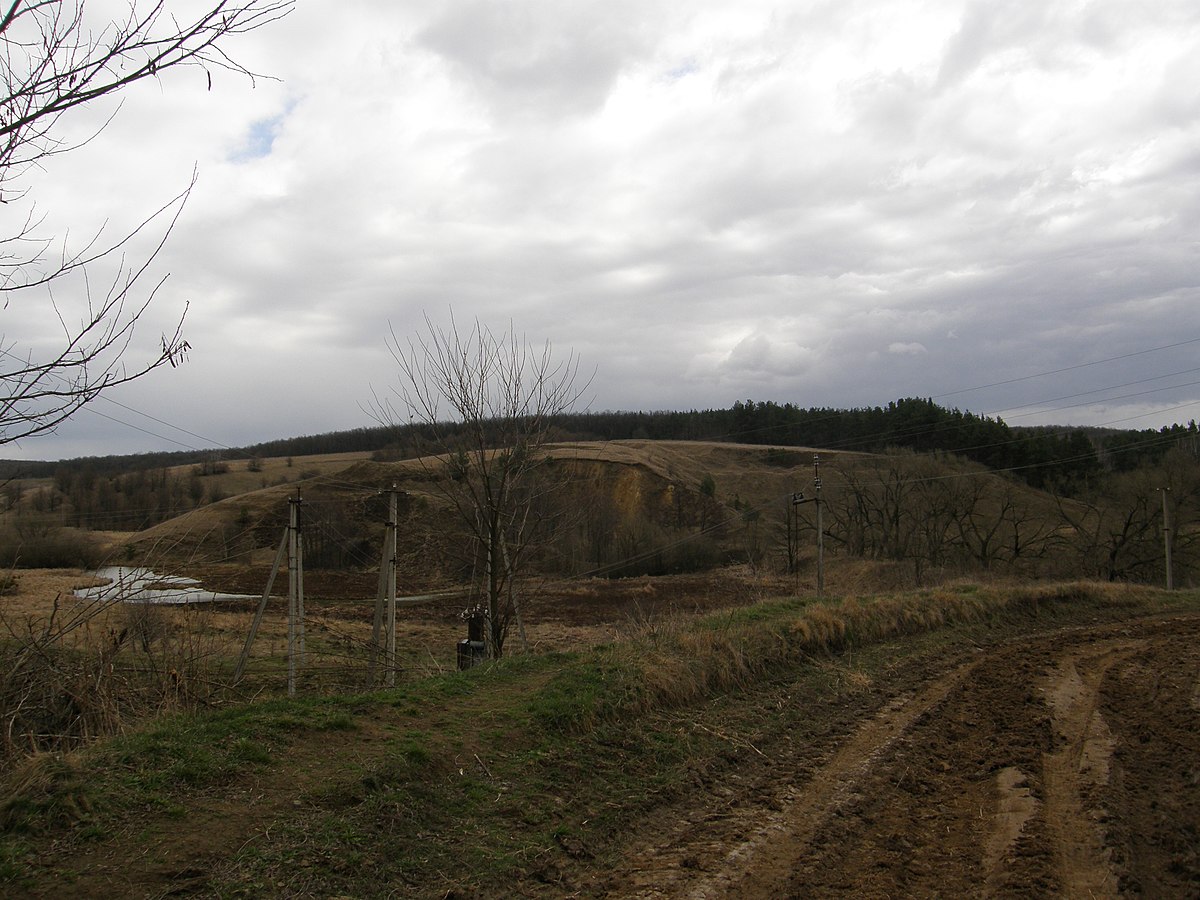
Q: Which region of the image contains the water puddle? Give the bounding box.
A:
[74,566,257,605]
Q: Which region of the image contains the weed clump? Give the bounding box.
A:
[0,754,91,835]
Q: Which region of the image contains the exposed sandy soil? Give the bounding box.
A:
[594,613,1200,898]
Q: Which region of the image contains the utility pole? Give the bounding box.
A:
[814,454,824,598]
[287,493,304,697]
[386,485,398,686]
[1158,487,1174,591]
[789,492,802,591]
[370,486,401,686]
[790,452,826,599]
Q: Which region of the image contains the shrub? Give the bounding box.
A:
[0,527,105,569]
[1,601,227,764]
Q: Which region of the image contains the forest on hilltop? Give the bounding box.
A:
[6,397,1196,478]
[1,398,1196,541]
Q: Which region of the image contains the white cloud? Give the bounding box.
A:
[4,0,1200,460]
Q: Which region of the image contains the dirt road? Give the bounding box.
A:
[598,614,1200,898]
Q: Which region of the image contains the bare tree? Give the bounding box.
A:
[821,452,921,563]
[376,315,589,658]
[1,0,292,445]
[1055,449,1200,584]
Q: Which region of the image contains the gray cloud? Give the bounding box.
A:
[418,0,658,120]
[4,0,1199,461]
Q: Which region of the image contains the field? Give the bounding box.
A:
[2,440,1198,896]
[2,570,1198,897]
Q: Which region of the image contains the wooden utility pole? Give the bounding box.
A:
[1159,487,1174,590]
[790,491,803,594]
[386,486,398,686]
[814,454,824,598]
[790,454,825,598]
[370,486,400,686]
[287,494,304,696]
[297,503,306,666]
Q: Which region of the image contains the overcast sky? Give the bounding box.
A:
[5,0,1200,461]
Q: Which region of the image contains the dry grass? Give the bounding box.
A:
[0,570,107,623]
[610,579,1161,719]
[0,585,241,761]
[1,547,1160,765]
[0,751,91,833]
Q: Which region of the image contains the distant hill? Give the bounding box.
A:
[3,398,1196,493]
[103,437,1191,588]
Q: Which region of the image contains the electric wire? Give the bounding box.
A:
[931,336,1200,402]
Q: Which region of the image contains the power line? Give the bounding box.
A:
[932,336,1200,402]
[987,365,1200,416]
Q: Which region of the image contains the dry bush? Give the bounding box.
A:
[0,525,106,569]
[1,604,126,759]
[1,596,230,764]
[121,601,171,652]
[618,602,683,649]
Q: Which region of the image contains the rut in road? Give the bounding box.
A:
[1040,640,1138,899]
[607,658,979,898]
[600,615,1200,899]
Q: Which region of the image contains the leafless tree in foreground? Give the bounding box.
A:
[0,0,293,446]
[376,315,589,658]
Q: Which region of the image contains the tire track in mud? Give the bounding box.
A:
[606,659,980,898]
[1040,641,1137,899]
[602,614,1200,899]
[1098,624,1200,896]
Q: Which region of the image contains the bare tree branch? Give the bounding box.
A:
[0,1,292,446]
[373,313,591,657]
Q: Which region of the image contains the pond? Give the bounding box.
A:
[74,566,258,605]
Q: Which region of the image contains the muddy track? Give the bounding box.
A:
[598,614,1200,898]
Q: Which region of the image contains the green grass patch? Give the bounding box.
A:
[0,837,31,885]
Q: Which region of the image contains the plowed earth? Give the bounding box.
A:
[597,613,1200,899]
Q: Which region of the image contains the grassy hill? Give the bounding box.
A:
[108,439,1088,588]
